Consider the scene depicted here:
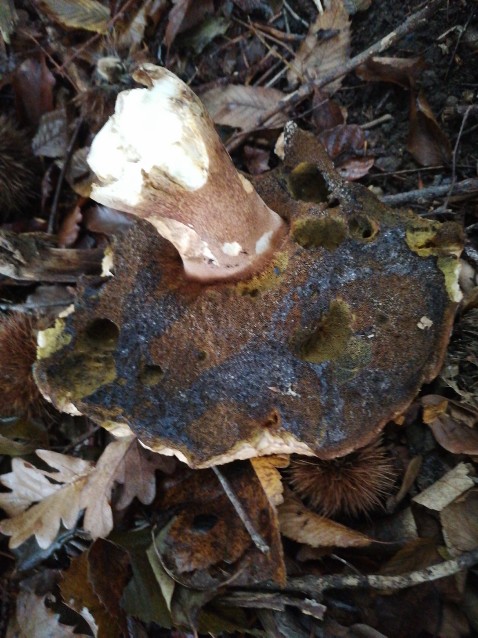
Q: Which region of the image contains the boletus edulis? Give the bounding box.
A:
[34,64,463,468]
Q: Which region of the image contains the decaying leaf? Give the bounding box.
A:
[32,108,68,158]
[60,539,130,637]
[356,56,425,88]
[440,489,478,557]
[312,91,346,132]
[164,0,215,49]
[14,591,88,637]
[0,437,166,548]
[412,462,475,512]
[153,461,286,590]
[32,0,110,33]
[407,92,452,166]
[422,395,478,456]
[13,57,55,128]
[278,490,373,548]
[287,0,350,93]
[201,85,288,130]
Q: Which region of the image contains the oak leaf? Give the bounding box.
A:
[0,437,165,549]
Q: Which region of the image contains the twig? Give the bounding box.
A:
[440,105,474,212]
[212,465,270,554]
[47,117,83,234]
[236,547,478,597]
[226,0,444,152]
[380,177,478,207]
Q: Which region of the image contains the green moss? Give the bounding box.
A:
[405,222,440,257]
[294,299,354,363]
[235,251,289,296]
[292,215,348,251]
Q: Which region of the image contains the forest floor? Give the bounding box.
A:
[0,0,477,636]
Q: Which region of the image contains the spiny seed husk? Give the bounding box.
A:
[0,313,41,416]
[0,116,38,220]
[288,439,396,518]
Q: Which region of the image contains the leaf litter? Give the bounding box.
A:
[0,0,477,635]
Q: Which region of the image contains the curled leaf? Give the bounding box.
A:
[33,0,110,33]
[407,92,452,166]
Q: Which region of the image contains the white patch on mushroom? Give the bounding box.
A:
[417,316,433,330]
[238,173,254,193]
[255,230,274,254]
[222,241,242,256]
[101,246,114,277]
[88,72,210,209]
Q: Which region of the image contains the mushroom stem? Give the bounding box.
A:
[87,64,287,282]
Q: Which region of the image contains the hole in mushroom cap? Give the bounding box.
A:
[84,318,119,349]
[292,215,348,251]
[349,214,380,242]
[139,364,164,386]
[191,513,219,533]
[287,162,330,203]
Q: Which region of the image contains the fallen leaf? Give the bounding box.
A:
[32,108,68,158]
[312,91,346,132]
[278,490,373,548]
[13,56,55,128]
[60,539,130,637]
[164,0,192,49]
[412,462,475,511]
[319,123,365,160]
[154,461,286,590]
[440,489,478,557]
[356,56,425,88]
[421,395,478,455]
[407,91,452,166]
[15,591,88,637]
[379,538,442,575]
[0,0,17,44]
[336,157,374,180]
[32,0,110,33]
[287,0,350,94]
[180,16,229,54]
[201,85,288,129]
[0,437,164,548]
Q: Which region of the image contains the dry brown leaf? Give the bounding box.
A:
[312,91,346,132]
[356,56,425,88]
[32,108,68,158]
[287,0,350,94]
[412,462,475,512]
[201,85,288,130]
[407,91,452,166]
[13,57,55,128]
[337,157,374,180]
[422,395,478,456]
[15,592,89,637]
[440,489,478,557]
[0,437,162,548]
[32,0,109,33]
[278,490,373,548]
[251,454,289,506]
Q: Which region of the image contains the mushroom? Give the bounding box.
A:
[34,64,463,468]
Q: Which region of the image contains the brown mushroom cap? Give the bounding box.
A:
[34,125,463,468]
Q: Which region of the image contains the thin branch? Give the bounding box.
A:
[212,465,270,554]
[226,0,444,152]
[380,177,478,207]
[231,547,478,598]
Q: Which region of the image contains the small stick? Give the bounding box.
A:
[212,465,270,554]
[226,0,444,152]
[380,178,478,207]
[47,117,83,234]
[440,105,474,212]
